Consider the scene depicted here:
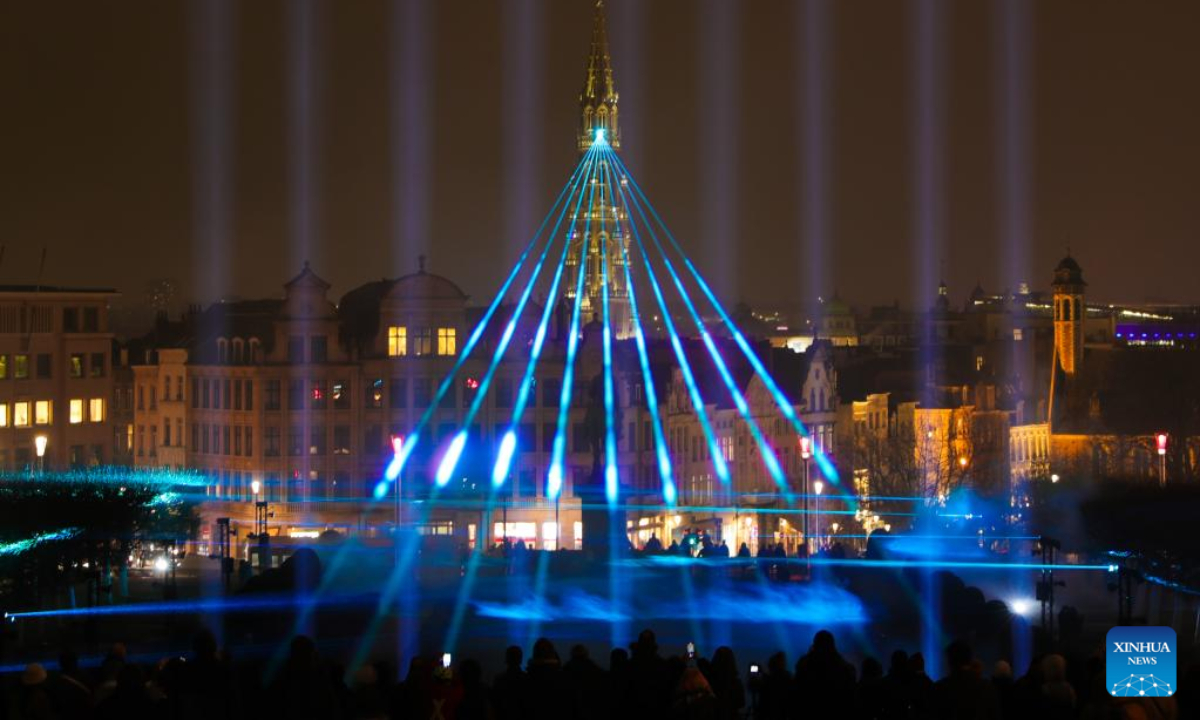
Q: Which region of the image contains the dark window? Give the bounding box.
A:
[413,379,432,408]
[82,307,98,332]
[223,379,231,409]
[211,380,220,409]
[264,426,280,457]
[287,379,304,410]
[288,426,302,456]
[245,427,253,456]
[36,354,51,379]
[223,425,230,455]
[543,423,556,453]
[288,336,304,364]
[389,378,407,408]
[310,336,328,364]
[519,423,536,451]
[518,469,536,498]
[333,471,350,498]
[439,382,456,409]
[234,380,243,410]
[265,380,281,411]
[191,424,199,450]
[63,308,79,332]
[333,380,351,410]
[309,425,326,455]
[333,425,351,455]
[201,424,210,453]
[573,423,589,453]
[245,380,254,411]
[495,378,514,408]
[233,426,242,455]
[90,353,105,377]
[364,425,382,453]
[542,378,561,407]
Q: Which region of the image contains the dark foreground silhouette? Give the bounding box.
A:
[2,627,1191,719]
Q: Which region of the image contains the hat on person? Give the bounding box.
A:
[21,663,48,686]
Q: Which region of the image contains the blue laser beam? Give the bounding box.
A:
[382,150,596,488]
[609,146,788,498]
[610,151,842,487]
[492,147,606,486]
[437,146,603,486]
[597,155,620,504]
[546,144,604,500]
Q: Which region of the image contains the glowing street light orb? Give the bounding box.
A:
[154,556,170,573]
[1050,473,1060,484]
[799,436,811,460]
[813,481,824,496]
[1008,598,1034,617]
[34,435,48,458]
[250,480,261,496]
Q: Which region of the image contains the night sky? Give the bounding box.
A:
[1,0,1196,323]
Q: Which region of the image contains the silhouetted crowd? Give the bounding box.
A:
[5,627,1197,719]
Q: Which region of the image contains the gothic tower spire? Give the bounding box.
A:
[578,0,620,154]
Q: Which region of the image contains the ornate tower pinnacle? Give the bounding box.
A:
[1051,253,1086,376]
[578,0,620,154]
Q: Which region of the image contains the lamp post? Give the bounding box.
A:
[1156,433,1168,488]
[813,480,824,552]
[800,436,812,558]
[34,435,48,476]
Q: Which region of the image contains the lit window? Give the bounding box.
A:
[90,398,105,422]
[14,402,30,427]
[34,400,52,425]
[975,356,984,371]
[70,399,84,424]
[387,326,408,356]
[70,354,84,378]
[1013,328,1024,341]
[437,327,457,356]
[14,355,29,379]
[0,403,7,427]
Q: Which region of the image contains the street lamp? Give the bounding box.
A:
[1050,473,1060,484]
[251,479,261,498]
[1156,433,1168,487]
[799,436,812,555]
[814,480,824,552]
[34,435,48,476]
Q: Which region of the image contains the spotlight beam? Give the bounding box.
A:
[435,145,601,487]
[610,152,842,488]
[547,143,604,500]
[611,146,789,499]
[383,149,597,487]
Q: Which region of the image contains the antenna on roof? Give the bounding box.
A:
[36,247,47,293]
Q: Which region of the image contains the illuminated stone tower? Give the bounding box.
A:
[568,0,632,339]
[1052,254,1086,376]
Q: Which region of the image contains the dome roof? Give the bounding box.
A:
[1053,254,1086,287]
[388,270,468,302]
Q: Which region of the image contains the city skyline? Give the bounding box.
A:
[1,0,1197,313]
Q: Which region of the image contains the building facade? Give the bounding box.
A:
[0,286,117,472]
